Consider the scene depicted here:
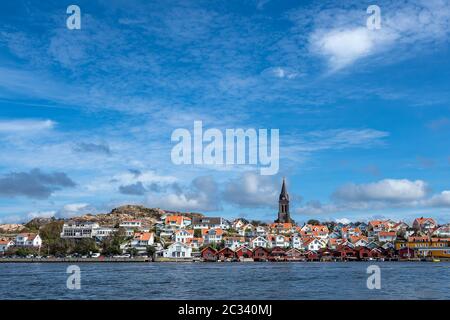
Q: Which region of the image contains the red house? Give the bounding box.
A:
[253,246,269,262]
[285,248,304,261]
[268,247,286,262]
[398,247,415,259]
[369,248,383,259]
[218,247,235,261]
[306,250,319,261]
[333,245,357,260]
[201,247,218,262]
[354,247,371,260]
[235,246,253,259]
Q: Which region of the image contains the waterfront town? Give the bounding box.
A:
[0,179,449,262]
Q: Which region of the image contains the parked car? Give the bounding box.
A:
[91,253,101,258]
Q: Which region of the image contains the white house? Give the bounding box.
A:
[303,238,324,251]
[231,219,246,230]
[192,217,229,230]
[291,235,303,249]
[119,220,143,236]
[377,231,397,243]
[268,234,289,248]
[433,224,450,238]
[174,229,194,244]
[0,239,14,254]
[224,236,246,250]
[238,224,255,237]
[413,218,437,233]
[202,228,224,244]
[256,226,268,237]
[251,236,269,248]
[15,233,42,247]
[61,221,100,239]
[163,242,192,258]
[94,227,117,240]
[165,215,192,229]
[131,232,154,248]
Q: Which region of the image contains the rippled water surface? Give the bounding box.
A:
[1,262,449,300]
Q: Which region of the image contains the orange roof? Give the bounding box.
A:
[134,232,153,241]
[202,228,224,236]
[408,236,430,242]
[378,231,396,237]
[414,217,436,225]
[270,223,293,230]
[349,236,368,243]
[18,233,38,240]
[0,239,12,245]
[165,215,185,225]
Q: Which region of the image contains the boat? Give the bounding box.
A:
[432,258,441,262]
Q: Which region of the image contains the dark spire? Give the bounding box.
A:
[279,177,289,200]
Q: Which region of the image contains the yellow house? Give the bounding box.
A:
[395,237,450,259]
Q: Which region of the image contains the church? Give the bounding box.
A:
[274,177,294,224]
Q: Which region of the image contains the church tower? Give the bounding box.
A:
[275,177,293,223]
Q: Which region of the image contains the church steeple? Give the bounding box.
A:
[279,177,289,201]
[275,177,293,223]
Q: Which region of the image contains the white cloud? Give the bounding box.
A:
[311,27,378,70]
[262,67,300,79]
[309,0,450,71]
[57,203,91,218]
[335,218,351,224]
[223,172,279,208]
[0,119,56,133]
[87,170,177,193]
[333,179,428,203]
[147,176,220,212]
[427,190,450,207]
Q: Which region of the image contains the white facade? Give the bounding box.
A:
[94,227,117,240]
[256,226,268,237]
[174,229,194,244]
[203,229,223,244]
[0,239,14,253]
[119,221,142,228]
[269,235,289,248]
[163,242,192,258]
[304,238,323,251]
[15,233,42,247]
[224,237,245,250]
[291,235,303,249]
[61,222,100,239]
[192,217,229,230]
[131,232,154,248]
[251,236,269,248]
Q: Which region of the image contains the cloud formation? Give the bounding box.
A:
[0,119,55,133]
[333,179,428,203]
[148,176,220,212]
[223,172,279,208]
[73,142,111,155]
[0,168,76,199]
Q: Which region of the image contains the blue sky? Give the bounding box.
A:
[0,0,450,224]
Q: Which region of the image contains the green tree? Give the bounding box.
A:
[102,227,127,256]
[307,219,321,226]
[146,245,156,257]
[194,229,202,238]
[126,247,139,257]
[74,238,98,255]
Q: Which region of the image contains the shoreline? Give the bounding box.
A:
[0,257,448,263]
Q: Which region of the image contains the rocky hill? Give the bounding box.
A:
[0,223,25,233]
[63,205,204,227]
[2,205,205,234]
